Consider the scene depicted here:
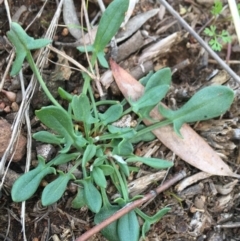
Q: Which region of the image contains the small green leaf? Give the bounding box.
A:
[94,205,121,241]
[11,156,55,202]
[145,68,171,92]
[99,165,114,175]
[82,144,97,167]
[99,104,123,125]
[7,22,51,76]
[126,156,173,169]
[42,172,75,206]
[97,51,109,68]
[35,106,76,153]
[131,124,155,143]
[117,211,139,241]
[33,131,64,145]
[159,86,234,136]
[71,94,98,124]
[52,153,80,165]
[93,0,129,53]
[107,125,136,139]
[130,85,169,113]
[71,187,87,209]
[113,139,133,156]
[80,177,102,213]
[77,45,94,53]
[142,221,151,239]
[92,166,107,188]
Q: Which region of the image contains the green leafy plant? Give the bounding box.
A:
[204,0,232,51]
[204,25,231,51]
[7,0,235,240]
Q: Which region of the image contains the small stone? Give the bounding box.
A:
[0,119,27,161]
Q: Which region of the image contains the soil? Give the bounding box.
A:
[1,0,240,241]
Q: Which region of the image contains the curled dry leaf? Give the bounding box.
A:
[110,59,240,178]
[63,0,82,39]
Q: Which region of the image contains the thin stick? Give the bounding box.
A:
[75,171,186,241]
[158,0,240,84]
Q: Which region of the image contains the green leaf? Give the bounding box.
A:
[58,87,73,102]
[33,131,64,145]
[131,124,155,144]
[71,187,87,209]
[35,106,76,153]
[93,0,129,52]
[97,51,109,68]
[82,144,97,167]
[141,221,151,239]
[7,22,51,76]
[80,177,102,213]
[52,153,80,165]
[211,0,223,15]
[11,156,55,202]
[99,104,123,125]
[159,86,234,136]
[117,211,139,241]
[42,171,75,206]
[94,205,121,241]
[71,94,98,124]
[145,68,171,92]
[113,139,133,156]
[99,165,114,175]
[77,45,94,53]
[92,166,107,188]
[126,156,173,169]
[130,85,169,113]
[107,125,136,139]
[139,71,154,86]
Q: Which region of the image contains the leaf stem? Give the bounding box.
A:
[26,53,62,108]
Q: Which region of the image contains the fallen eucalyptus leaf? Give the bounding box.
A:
[110,59,240,178]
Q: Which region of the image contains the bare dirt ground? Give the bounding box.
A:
[1,0,240,240]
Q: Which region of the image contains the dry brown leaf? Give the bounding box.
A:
[110,59,240,178]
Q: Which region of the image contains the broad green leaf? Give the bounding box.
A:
[126,156,173,169]
[33,131,64,145]
[107,125,136,139]
[113,139,133,156]
[99,104,123,125]
[42,172,75,206]
[139,71,154,86]
[71,187,87,209]
[11,156,55,202]
[52,153,80,165]
[71,94,98,124]
[7,22,51,76]
[35,106,76,153]
[80,177,102,213]
[92,157,106,166]
[117,211,139,241]
[94,205,121,241]
[82,144,97,167]
[92,166,107,188]
[58,87,73,102]
[99,165,114,175]
[131,124,155,143]
[130,85,169,113]
[145,68,171,92]
[159,86,234,136]
[93,0,129,52]
[74,134,87,149]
